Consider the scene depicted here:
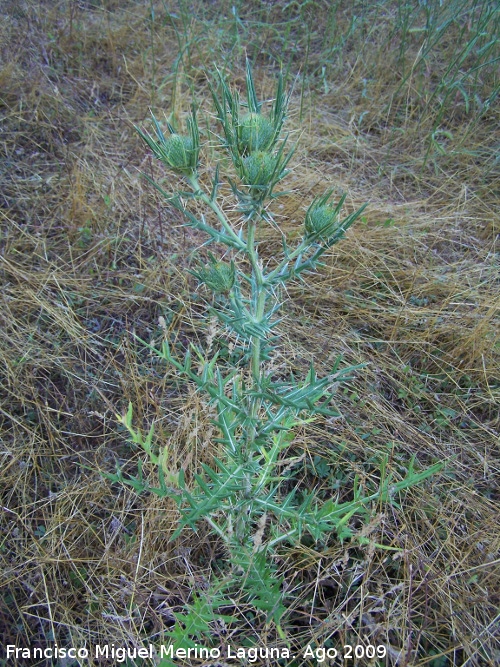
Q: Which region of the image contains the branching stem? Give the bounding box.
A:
[187,174,246,250]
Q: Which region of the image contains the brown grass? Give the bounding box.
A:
[0,1,498,665]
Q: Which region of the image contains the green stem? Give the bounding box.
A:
[245,219,269,459]
[187,174,246,250]
[265,237,309,284]
[246,220,266,386]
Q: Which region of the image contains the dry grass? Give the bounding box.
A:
[0,1,498,665]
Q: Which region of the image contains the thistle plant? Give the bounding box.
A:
[109,62,442,657]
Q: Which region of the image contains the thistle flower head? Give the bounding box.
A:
[136,110,200,176]
[191,257,236,294]
[241,151,279,187]
[238,112,275,155]
[303,190,351,242]
[157,133,197,175]
[305,204,338,239]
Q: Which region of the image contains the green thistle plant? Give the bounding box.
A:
[109,61,442,661]
[305,190,350,242]
[190,254,236,294]
[241,150,278,185]
[158,133,195,172]
[238,112,275,154]
[210,60,290,175]
[135,109,200,175]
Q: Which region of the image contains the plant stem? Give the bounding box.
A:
[243,218,269,460]
[187,174,246,250]
[266,238,308,284]
[246,219,266,385]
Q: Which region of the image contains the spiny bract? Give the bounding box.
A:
[160,133,196,173]
[238,112,275,154]
[195,260,235,293]
[305,204,339,239]
[241,151,278,187]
